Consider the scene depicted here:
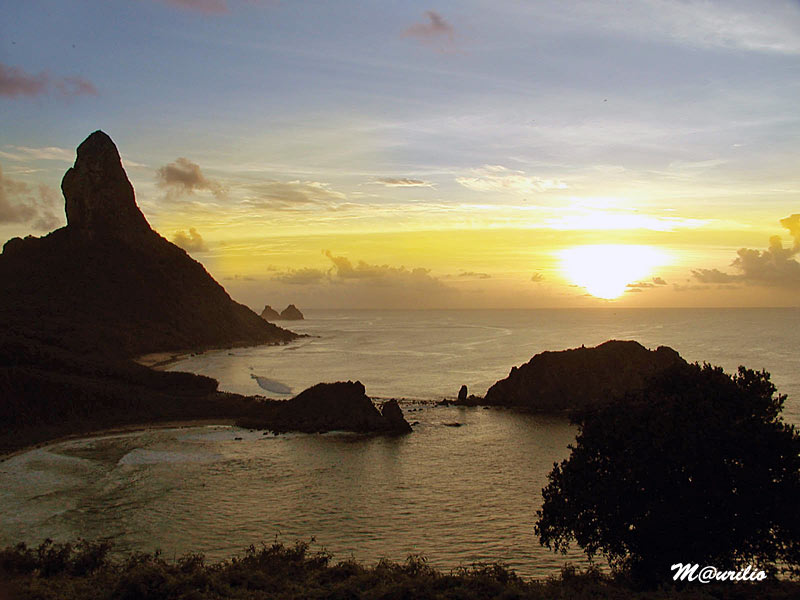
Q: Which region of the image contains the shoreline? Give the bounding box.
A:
[0,418,237,463]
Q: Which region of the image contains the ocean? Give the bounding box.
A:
[1,308,798,578]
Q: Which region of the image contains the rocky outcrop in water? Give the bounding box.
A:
[0,130,296,358]
[241,381,412,434]
[260,305,281,321]
[380,399,413,433]
[480,340,686,411]
[280,304,304,320]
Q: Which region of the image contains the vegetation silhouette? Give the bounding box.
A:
[3,538,798,599]
[535,362,800,584]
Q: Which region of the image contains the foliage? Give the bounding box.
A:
[2,539,799,600]
[535,362,800,583]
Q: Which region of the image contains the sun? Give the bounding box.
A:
[559,245,667,300]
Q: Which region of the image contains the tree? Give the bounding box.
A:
[534,362,800,583]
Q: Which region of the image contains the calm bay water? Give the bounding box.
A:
[1,308,798,577]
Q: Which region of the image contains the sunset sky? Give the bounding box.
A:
[2,0,799,308]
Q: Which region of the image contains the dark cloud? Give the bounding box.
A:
[692,268,739,284]
[691,214,800,288]
[0,164,61,230]
[626,277,667,290]
[156,158,224,198]
[0,63,97,98]
[273,268,328,285]
[459,271,491,279]
[224,274,256,281]
[270,251,456,308]
[245,180,345,209]
[627,281,655,288]
[55,76,98,97]
[404,11,454,46]
[673,284,708,292]
[371,177,434,188]
[171,227,208,252]
[159,0,229,13]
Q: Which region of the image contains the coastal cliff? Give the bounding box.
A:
[473,340,686,411]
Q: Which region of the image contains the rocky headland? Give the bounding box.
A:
[0,131,404,454]
[454,340,686,411]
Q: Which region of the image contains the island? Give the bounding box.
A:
[454,340,687,411]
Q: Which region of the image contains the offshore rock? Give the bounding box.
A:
[280,304,304,320]
[483,340,686,411]
[261,305,281,321]
[381,399,413,433]
[247,381,412,434]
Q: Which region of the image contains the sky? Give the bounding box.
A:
[1,0,799,309]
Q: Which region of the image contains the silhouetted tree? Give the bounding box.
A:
[535,363,800,583]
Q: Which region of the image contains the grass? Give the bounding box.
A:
[2,539,798,600]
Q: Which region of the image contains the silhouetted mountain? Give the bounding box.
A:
[0,130,295,358]
[477,340,686,411]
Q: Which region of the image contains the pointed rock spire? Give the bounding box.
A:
[61,130,151,239]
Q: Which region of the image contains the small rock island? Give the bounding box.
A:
[260,304,305,321]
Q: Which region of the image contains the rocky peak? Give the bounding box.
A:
[280,304,304,320]
[61,130,151,239]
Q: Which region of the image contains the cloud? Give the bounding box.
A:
[459,271,491,279]
[158,0,229,13]
[0,63,97,98]
[0,164,61,230]
[268,251,458,308]
[371,177,434,188]
[692,268,739,284]
[273,268,328,285]
[156,158,224,198]
[627,277,667,288]
[404,10,454,44]
[171,227,208,252]
[780,214,800,251]
[456,165,568,194]
[244,180,346,209]
[0,145,73,162]
[692,214,800,288]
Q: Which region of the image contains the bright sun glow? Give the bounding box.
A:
[560,245,668,300]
